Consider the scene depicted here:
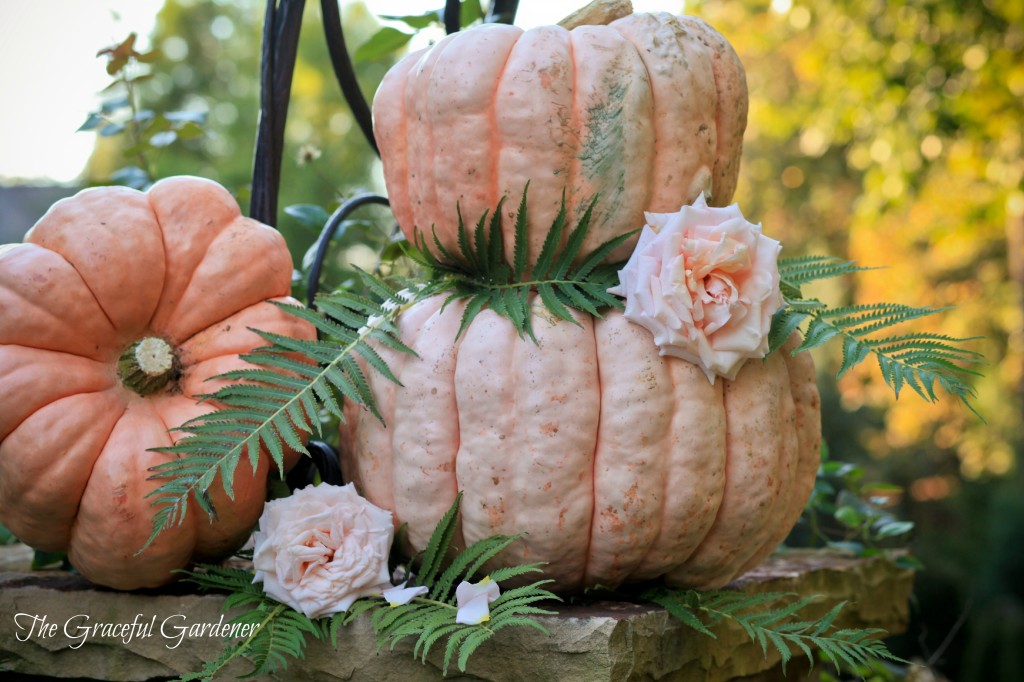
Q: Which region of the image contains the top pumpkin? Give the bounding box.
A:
[373,12,748,264]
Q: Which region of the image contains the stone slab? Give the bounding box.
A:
[0,547,913,681]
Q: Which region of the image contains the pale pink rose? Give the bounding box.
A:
[608,194,783,382]
[252,483,393,618]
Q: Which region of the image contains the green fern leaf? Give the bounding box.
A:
[457,628,494,672]
[414,492,463,588]
[142,281,429,552]
[512,185,531,280]
[551,196,597,279]
[537,282,578,325]
[570,229,638,282]
[415,622,463,661]
[778,257,982,413]
[532,194,566,280]
[838,336,872,379]
[431,534,518,600]
[768,309,808,354]
[441,627,476,674]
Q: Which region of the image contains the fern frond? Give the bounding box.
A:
[143,284,426,552]
[405,185,630,340]
[778,255,876,287]
[362,493,558,674]
[774,255,982,413]
[642,586,904,674]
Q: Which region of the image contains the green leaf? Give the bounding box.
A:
[149,130,177,147]
[414,492,462,588]
[837,336,872,378]
[78,113,106,132]
[875,521,914,539]
[284,204,331,228]
[355,27,413,62]
[143,280,428,550]
[511,185,531,280]
[461,0,484,26]
[380,11,442,29]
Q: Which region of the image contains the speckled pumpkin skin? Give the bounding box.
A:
[373,12,748,265]
[0,177,315,590]
[340,296,821,593]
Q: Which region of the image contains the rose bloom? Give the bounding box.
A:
[609,194,783,382]
[252,483,394,618]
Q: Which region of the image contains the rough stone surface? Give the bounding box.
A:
[0,547,913,681]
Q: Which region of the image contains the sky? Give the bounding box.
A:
[0,0,683,185]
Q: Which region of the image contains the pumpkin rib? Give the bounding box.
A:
[493,26,575,263]
[641,348,675,575]
[0,244,122,361]
[610,13,717,211]
[664,352,792,589]
[0,391,126,551]
[566,26,656,259]
[143,179,258,339]
[712,352,800,578]
[564,28,580,245]
[177,298,312,368]
[631,349,727,582]
[673,15,747,205]
[611,22,660,217]
[140,209,223,336]
[373,49,422,239]
[391,298,463,552]
[25,186,167,340]
[413,37,450,246]
[68,398,199,590]
[734,335,821,575]
[0,345,119,442]
[54,252,121,338]
[487,27,521,231]
[587,313,677,586]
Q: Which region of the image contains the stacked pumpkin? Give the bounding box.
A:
[0,177,315,589]
[339,10,822,592]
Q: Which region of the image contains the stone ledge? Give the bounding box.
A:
[0,546,913,681]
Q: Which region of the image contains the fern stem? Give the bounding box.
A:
[407,596,498,635]
[146,296,421,545]
[197,603,288,680]
[437,272,604,292]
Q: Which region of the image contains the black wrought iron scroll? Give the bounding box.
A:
[251,0,306,226]
[250,0,521,485]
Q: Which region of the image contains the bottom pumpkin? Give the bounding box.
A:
[339,295,821,593]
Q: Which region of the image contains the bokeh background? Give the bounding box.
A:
[1,1,1021,680]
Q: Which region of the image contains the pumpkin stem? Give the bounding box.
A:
[558,0,633,30]
[118,337,178,396]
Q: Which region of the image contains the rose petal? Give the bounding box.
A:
[455,577,501,608]
[455,594,493,625]
[382,583,429,607]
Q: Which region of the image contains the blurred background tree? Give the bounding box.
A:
[83,0,397,288]
[1,0,1020,679]
[685,0,1022,679]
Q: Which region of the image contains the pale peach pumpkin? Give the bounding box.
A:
[340,297,820,592]
[373,12,748,265]
[0,176,315,590]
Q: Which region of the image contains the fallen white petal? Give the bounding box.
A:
[456,594,494,625]
[455,577,500,624]
[382,582,428,607]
